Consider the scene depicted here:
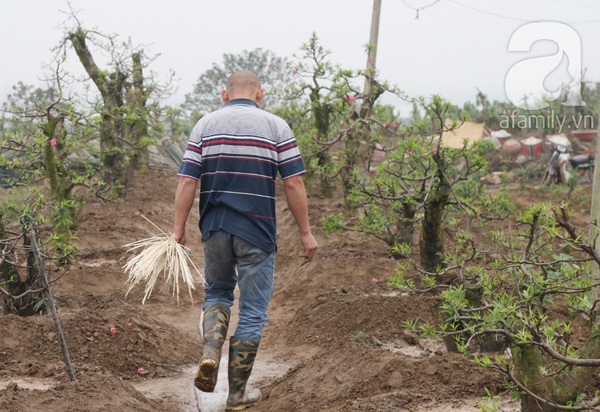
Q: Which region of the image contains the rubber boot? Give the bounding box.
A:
[225,337,262,411]
[194,304,231,392]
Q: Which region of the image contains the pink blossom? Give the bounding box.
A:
[127,322,133,327]
[476,213,481,218]
[43,178,50,184]
[372,278,379,283]
[137,367,145,374]
[50,138,58,147]
[406,148,413,154]
[109,327,117,334]
[392,122,398,128]
[344,95,356,101]
[383,123,388,128]
[312,134,318,140]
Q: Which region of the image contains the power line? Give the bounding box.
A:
[447,0,600,24]
[401,0,441,19]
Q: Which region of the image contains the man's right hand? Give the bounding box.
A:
[174,229,186,246]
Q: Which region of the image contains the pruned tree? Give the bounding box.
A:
[1,76,104,251]
[276,32,403,199]
[0,70,110,313]
[402,203,600,411]
[382,110,600,406]
[55,10,172,195]
[324,97,510,267]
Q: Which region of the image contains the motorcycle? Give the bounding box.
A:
[541,141,595,185]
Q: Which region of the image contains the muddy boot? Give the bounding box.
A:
[225,337,262,411]
[194,304,231,392]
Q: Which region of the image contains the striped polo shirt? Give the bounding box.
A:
[178,98,306,252]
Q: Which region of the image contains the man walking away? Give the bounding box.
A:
[174,70,317,411]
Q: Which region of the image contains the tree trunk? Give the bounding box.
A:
[341,130,360,200]
[99,109,130,194]
[342,127,371,201]
[389,203,416,258]
[0,217,40,315]
[513,345,572,412]
[23,227,40,290]
[42,116,78,237]
[69,30,130,196]
[419,159,450,272]
[0,217,23,314]
[311,92,335,198]
[318,151,335,198]
[131,52,150,176]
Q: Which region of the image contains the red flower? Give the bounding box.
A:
[344,95,356,101]
[406,148,413,154]
[50,138,58,147]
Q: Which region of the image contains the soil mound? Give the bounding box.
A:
[0,168,592,411]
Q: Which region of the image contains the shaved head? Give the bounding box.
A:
[221,70,264,105]
[226,70,261,96]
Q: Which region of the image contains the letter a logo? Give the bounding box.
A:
[505,22,585,110]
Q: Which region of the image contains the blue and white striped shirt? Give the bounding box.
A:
[178,98,306,252]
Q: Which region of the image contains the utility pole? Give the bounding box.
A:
[362,0,382,114]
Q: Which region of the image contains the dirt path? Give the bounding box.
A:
[1,169,590,411]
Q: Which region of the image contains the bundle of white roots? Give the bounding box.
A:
[122,216,203,304]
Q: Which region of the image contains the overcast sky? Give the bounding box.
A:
[2,0,599,116]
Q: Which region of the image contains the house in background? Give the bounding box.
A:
[440,120,491,149]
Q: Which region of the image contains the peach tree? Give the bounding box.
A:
[274,32,403,199]
[399,202,600,411]
[324,96,511,269]
[55,8,173,195]
[0,82,99,313]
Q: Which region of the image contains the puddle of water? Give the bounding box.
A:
[134,347,293,412]
[134,365,199,412]
[195,348,293,412]
[0,377,58,391]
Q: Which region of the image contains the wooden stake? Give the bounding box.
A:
[30,231,76,382]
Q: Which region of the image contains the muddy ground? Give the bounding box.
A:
[0,164,594,412]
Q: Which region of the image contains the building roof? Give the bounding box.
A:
[440,120,490,149]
